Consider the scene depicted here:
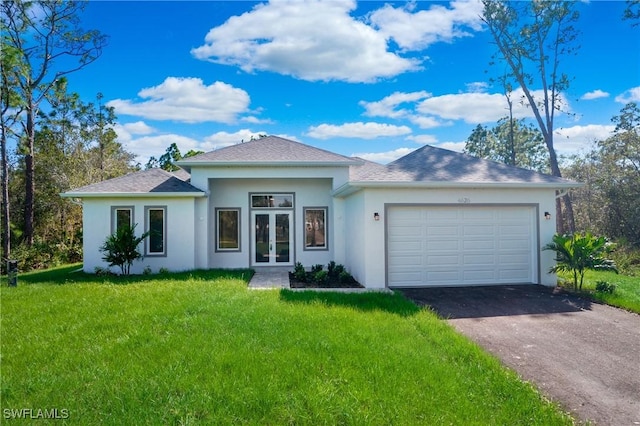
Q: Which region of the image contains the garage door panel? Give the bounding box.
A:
[463,225,495,236]
[427,255,459,265]
[463,240,495,250]
[499,239,531,250]
[389,254,422,267]
[426,270,461,283]
[388,206,537,287]
[426,240,459,250]
[388,240,422,251]
[427,225,458,236]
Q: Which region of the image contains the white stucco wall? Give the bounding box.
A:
[341,186,559,288]
[81,197,197,274]
[207,177,338,269]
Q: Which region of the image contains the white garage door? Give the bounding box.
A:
[387,206,537,287]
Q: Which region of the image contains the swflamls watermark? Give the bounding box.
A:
[3,408,69,420]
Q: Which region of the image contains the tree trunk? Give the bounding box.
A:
[24,102,35,246]
[1,122,10,264]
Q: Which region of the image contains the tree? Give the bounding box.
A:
[1,0,108,246]
[624,0,640,25]
[100,224,149,275]
[146,143,203,171]
[465,118,549,173]
[544,233,618,291]
[0,34,23,267]
[564,103,640,248]
[481,0,579,233]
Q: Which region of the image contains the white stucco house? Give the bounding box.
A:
[62,135,580,289]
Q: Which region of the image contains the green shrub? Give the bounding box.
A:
[293,262,307,282]
[339,270,354,284]
[327,261,336,276]
[313,270,329,285]
[595,281,616,294]
[159,267,170,275]
[311,264,324,274]
[143,266,152,275]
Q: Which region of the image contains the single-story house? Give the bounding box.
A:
[62,135,580,289]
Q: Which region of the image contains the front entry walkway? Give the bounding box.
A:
[248,268,290,289]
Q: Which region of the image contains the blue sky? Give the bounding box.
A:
[67,0,639,165]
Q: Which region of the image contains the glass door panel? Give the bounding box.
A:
[255,214,270,263]
[275,213,290,263]
[252,211,293,266]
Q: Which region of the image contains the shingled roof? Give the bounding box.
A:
[177,135,359,168]
[61,168,205,198]
[337,145,579,195]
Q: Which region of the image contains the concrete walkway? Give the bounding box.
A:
[248,268,290,289]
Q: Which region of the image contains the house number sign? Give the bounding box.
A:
[457,197,471,204]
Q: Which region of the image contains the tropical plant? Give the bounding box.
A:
[544,233,618,290]
[99,224,149,275]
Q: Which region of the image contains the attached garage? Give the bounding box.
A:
[387,205,538,287]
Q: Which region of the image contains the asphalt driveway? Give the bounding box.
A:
[400,285,640,425]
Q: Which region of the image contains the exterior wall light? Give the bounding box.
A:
[374,212,380,221]
[544,211,551,220]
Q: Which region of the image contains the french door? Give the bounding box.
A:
[251,211,293,266]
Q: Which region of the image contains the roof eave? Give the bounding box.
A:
[333,180,583,197]
[176,160,360,168]
[60,191,206,199]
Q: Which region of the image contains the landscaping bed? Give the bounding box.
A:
[289,261,364,288]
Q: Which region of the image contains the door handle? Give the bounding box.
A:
[270,240,273,251]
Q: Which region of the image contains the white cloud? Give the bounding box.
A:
[107,77,251,123]
[307,122,412,139]
[406,134,438,144]
[352,147,416,164]
[191,0,418,83]
[368,0,484,51]
[201,129,270,151]
[581,89,609,100]
[123,121,156,135]
[436,141,466,153]
[554,124,615,155]
[121,134,203,166]
[465,81,490,93]
[360,91,431,118]
[416,89,571,124]
[615,86,640,104]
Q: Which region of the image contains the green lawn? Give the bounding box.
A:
[559,270,640,314]
[0,266,572,425]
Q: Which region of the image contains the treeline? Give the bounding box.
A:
[465,102,640,272]
[1,1,136,273]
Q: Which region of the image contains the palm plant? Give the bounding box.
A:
[544,232,618,290]
[100,224,149,275]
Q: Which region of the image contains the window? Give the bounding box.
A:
[146,207,166,256]
[111,206,133,233]
[304,207,327,250]
[251,193,294,209]
[216,208,240,251]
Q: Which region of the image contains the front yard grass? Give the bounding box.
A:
[559,270,640,314]
[1,266,572,424]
